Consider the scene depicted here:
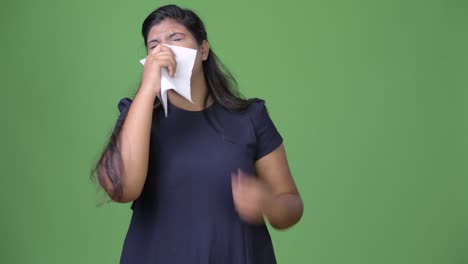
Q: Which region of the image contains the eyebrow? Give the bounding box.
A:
[147,32,186,45]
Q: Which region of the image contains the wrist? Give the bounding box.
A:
[138,82,160,98]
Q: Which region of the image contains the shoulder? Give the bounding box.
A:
[117,97,133,113]
[214,98,276,129]
[217,98,269,118]
[242,98,277,129]
[117,97,162,115]
[244,98,270,119]
[242,98,283,160]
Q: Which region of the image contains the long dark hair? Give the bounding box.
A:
[90,4,255,202]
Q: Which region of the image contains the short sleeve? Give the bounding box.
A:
[113,97,133,133]
[249,100,283,160]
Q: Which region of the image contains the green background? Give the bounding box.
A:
[1,0,467,263]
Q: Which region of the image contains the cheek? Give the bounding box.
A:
[191,52,204,73]
[194,49,203,61]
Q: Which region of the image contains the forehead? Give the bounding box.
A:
[147,19,190,40]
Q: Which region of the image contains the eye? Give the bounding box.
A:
[170,33,184,42]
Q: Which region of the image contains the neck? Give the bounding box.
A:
[167,71,213,111]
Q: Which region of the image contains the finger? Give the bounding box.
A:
[237,169,251,180]
[156,54,177,77]
[151,52,174,61]
[237,172,246,193]
[153,45,176,64]
[236,169,244,183]
[152,55,177,77]
[156,44,165,53]
[168,56,177,77]
[231,174,239,201]
[161,44,176,56]
[159,45,177,76]
[149,44,173,58]
[149,45,165,55]
[145,53,171,67]
[231,174,236,191]
[237,169,251,187]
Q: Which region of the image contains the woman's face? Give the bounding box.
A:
[146,19,208,75]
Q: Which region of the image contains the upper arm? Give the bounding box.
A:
[255,144,299,196]
[248,100,299,196]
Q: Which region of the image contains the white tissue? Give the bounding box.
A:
[139,44,198,117]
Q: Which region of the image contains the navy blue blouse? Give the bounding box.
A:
[115,97,283,264]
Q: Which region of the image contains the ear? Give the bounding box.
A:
[201,40,210,61]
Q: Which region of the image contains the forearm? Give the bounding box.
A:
[263,193,303,230]
[118,85,158,201]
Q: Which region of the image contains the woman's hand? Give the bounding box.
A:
[231,169,273,225]
[140,45,177,95]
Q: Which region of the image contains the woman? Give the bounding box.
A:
[92,4,303,263]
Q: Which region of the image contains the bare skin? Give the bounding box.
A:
[100,18,303,230]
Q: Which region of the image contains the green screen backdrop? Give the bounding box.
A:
[1,0,467,263]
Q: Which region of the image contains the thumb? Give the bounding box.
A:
[231,172,238,191]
